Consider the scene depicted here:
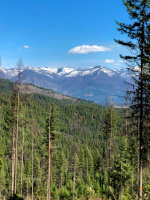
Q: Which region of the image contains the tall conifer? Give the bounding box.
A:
[115,1,150,199]
[42,104,57,200]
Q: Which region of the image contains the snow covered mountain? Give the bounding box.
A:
[0,66,131,105]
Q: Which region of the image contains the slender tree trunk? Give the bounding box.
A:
[20,125,25,197]
[102,146,104,200]
[15,92,19,194]
[137,118,140,186]
[47,112,51,200]
[137,116,142,200]
[12,126,15,196]
[108,149,111,200]
[139,143,143,200]
[21,105,26,197]
[32,136,34,200]
[108,108,112,200]
[139,114,143,200]
[138,19,145,200]
[73,161,76,200]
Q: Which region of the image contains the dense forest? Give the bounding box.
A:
[0,79,149,200]
[0,0,150,199]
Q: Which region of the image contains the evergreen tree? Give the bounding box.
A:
[104,105,117,199]
[1,79,150,199]
[42,104,58,200]
[0,132,6,198]
[111,137,132,199]
[70,142,79,200]
[115,1,150,199]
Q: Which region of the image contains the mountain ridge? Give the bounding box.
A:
[0,65,131,105]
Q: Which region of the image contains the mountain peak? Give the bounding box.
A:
[41,67,58,74]
[57,67,74,74]
[0,65,130,105]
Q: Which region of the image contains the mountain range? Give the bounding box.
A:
[0,65,131,105]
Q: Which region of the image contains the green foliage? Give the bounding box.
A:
[59,187,71,200]
[121,193,133,200]
[144,175,150,199]
[0,80,149,199]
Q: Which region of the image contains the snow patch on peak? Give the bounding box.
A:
[57,67,74,75]
[65,66,116,78]
[41,67,58,74]
[0,65,131,80]
[63,67,74,73]
[26,66,43,71]
[82,67,99,76]
[66,70,80,77]
[100,67,115,77]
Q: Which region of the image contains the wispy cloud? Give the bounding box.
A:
[23,45,30,49]
[69,45,111,54]
[114,60,124,66]
[105,59,114,64]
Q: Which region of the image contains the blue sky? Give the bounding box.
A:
[0,0,130,69]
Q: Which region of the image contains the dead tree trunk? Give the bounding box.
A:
[21,105,26,197]
[14,91,19,194]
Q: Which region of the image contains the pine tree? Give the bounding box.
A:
[13,58,24,195]
[42,104,58,200]
[105,105,117,199]
[111,137,132,199]
[0,117,6,197]
[115,1,150,199]
[70,142,79,200]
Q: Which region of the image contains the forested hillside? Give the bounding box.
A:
[0,79,150,200]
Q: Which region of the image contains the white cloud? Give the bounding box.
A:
[23,45,30,49]
[69,45,111,54]
[114,60,125,66]
[105,59,114,64]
